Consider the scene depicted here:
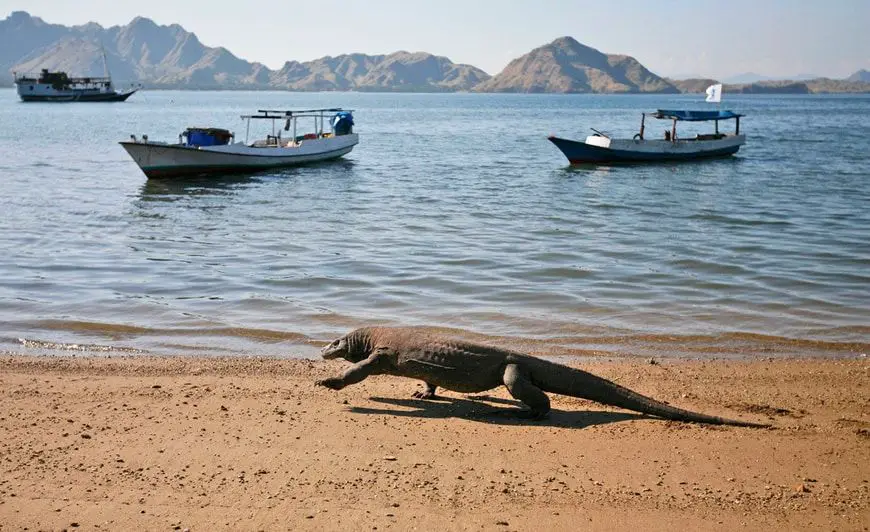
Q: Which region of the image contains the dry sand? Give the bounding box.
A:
[1,354,868,531]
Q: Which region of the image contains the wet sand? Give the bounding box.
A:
[1,354,868,531]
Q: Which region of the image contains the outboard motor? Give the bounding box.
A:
[332,112,354,136]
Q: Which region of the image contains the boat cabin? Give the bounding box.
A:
[14,69,115,92]
[240,108,355,148]
[637,109,743,142]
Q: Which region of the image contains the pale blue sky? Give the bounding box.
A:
[3,0,868,78]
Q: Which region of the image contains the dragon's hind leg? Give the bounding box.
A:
[503,364,550,419]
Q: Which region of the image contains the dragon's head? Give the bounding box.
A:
[320,328,373,362]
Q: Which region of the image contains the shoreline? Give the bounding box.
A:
[1,353,868,530]
[5,325,869,362]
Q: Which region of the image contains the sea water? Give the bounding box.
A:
[0,89,867,359]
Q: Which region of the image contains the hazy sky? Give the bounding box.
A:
[3,0,868,78]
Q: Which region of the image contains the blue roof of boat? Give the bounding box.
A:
[653,110,743,121]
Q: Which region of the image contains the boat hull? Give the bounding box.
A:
[548,134,745,164]
[17,89,137,102]
[120,134,359,179]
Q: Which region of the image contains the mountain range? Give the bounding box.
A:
[0,12,490,91]
[2,11,869,94]
[720,72,823,84]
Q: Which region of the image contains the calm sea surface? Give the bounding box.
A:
[0,89,868,359]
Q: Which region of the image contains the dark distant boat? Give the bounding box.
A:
[13,69,139,102]
[548,109,746,165]
[12,47,139,102]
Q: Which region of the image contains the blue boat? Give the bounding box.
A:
[548,109,745,165]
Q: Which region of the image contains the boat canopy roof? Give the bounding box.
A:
[242,108,354,120]
[652,110,743,121]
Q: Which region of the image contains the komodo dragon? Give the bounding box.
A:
[315,326,767,427]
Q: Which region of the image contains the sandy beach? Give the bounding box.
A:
[1,353,868,531]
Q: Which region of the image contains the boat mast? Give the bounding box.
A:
[100,43,112,90]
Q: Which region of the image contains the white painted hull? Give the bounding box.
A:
[120,134,359,178]
[15,80,137,102]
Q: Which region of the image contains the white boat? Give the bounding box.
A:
[120,108,358,179]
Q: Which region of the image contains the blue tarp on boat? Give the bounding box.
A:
[332,111,354,135]
[653,110,743,121]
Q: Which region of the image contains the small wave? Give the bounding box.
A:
[589,202,632,211]
[32,319,312,344]
[686,213,793,227]
[667,258,750,276]
[558,332,870,355]
[522,266,596,281]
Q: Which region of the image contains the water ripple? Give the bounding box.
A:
[0,90,868,358]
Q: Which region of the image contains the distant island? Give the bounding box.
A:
[2,11,869,94]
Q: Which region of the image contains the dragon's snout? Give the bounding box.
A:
[320,338,346,359]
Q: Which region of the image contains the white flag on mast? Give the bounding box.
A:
[705,83,723,103]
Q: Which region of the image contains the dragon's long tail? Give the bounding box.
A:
[535,361,768,427]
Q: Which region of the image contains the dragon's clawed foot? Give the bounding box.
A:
[515,409,549,421]
[315,377,345,390]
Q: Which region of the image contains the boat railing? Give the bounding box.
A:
[246,108,353,117]
[13,72,114,84]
